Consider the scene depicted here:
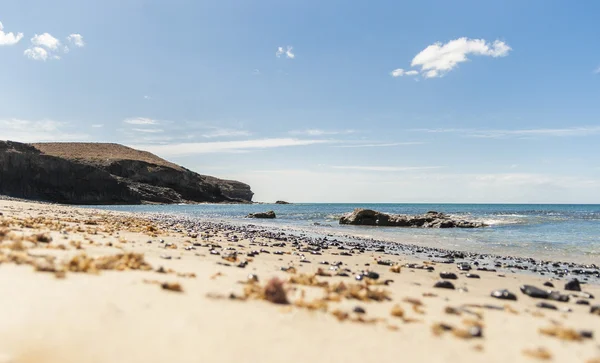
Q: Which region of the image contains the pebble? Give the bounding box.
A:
[548,291,570,303]
[353,306,366,314]
[490,289,517,301]
[564,278,581,292]
[576,299,590,305]
[434,280,455,290]
[591,305,600,315]
[520,285,550,299]
[580,330,594,339]
[536,302,557,310]
[440,272,458,280]
[466,273,480,279]
[543,281,554,288]
[159,255,172,260]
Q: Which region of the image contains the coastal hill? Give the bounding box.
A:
[0,141,253,205]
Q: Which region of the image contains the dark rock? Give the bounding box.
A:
[440,272,458,280]
[458,263,471,271]
[434,280,455,289]
[536,302,557,310]
[548,291,570,303]
[591,305,600,315]
[0,141,253,204]
[490,289,517,301]
[466,273,480,279]
[576,299,590,305]
[543,281,554,288]
[564,278,581,292]
[338,208,486,228]
[275,200,291,204]
[247,211,276,219]
[353,306,366,314]
[520,285,550,299]
[580,330,593,339]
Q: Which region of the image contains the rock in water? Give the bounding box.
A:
[564,278,581,292]
[520,285,550,299]
[275,200,291,204]
[338,209,486,228]
[247,211,276,219]
[490,289,517,301]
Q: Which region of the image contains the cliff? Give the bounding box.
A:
[0,141,253,205]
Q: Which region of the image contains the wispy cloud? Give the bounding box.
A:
[130,138,330,156]
[0,119,89,142]
[333,142,424,148]
[392,37,511,79]
[66,34,85,48]
[91,124,104,128]
[201,128,252,138]
[276,46,295,59]
[289,129,355,136]
[24,32,84,61]
[123,117,160,125]
[132,128,164,133]
[331,165,443,172]
[0,21,23,46]
[414,126,600,138]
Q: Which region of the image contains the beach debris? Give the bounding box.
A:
[264,278,289,304]
[490,289,517,301]
[536,302,557,310]
[377,259,394,266]
[564,278,581,292]
[431,321,483,339]
[440,272,458,280]
[434,280,455,289]
[288,273,329,288]
[281,266,297,274]
[522,347,552,360]
[466,273,480,279]
[161,281,183,292]
[520,285,550,299]
[390,304,405,318]
[389,265,402,273]
[590,305,600,315]
[34,233,52,243]
[538,325,583,341]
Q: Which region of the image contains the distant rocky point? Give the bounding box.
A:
[247,211,276,219]
[339,209,486,228]
[0,141,253,205]
[275,200,291,204]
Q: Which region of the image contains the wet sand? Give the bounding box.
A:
[1,199,599,363]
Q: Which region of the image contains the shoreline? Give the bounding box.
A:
[1,199,600,362]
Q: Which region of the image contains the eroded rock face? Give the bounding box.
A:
[247,211,276,219]
[339,209,486,228]
[0,141,254,205]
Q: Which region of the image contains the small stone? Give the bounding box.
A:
[543,281,554,288]
[548,291,570,303]
[458,263,471,271]
[490,289,517,301]
[466,273,480,279]
[440,272,458,280]
[536,302,557,310]
[366,271,380,280]
[353,306,366,314]
[580,330,593,339]
[576,299,590,305]
[564,278,581,292]
[591,305,600,315]
[469,326,483,338]
[147,240,152,244]
[520,285,550,299]
[159,255,172,260]
[434,280,455,289]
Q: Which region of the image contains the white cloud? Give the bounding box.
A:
[0,119,89,142]
[24,47,49,61]
[391,37,511,79]
[31,33,60,50]
[0,21,23,46]
[276,46,295,59]
[333,142,424,148]
[123,117,160,125]
[132,128,164,133]
[91,124,104,128]
[130,138,329,156]
[143,95,151,100]
[289,129,355,136]
[201,128,252,138]
[331,165,442,172]
[414,126,600,138]
[66,34,85,47]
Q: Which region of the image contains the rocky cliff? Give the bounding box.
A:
[0,141,253,205]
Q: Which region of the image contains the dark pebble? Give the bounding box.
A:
[543,281,554,288]
[353,306,366,314]
[434,280,455,289]
[536,302,557,310]
[548,291,570,303]
[469,326,483,338]
[591,305,600,315]
[366,271,380,280]
[440,272,458,280]
[564,278,581,292]
[466,273,480,279]
[520,285,550,299]
[490,289,517,301]
[576,299,590,305]
[580,330,594,339]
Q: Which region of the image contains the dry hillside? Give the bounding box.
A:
[31,143,184,171]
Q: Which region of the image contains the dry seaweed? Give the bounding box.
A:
[538,325,583,342]
[522,347,552,361]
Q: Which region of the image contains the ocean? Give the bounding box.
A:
[89,203,600,264]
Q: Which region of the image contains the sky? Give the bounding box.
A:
[1,0,600,203]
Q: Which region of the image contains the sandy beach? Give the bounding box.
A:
[1,199,599,363]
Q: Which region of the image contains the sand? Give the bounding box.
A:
[0,199,599,363]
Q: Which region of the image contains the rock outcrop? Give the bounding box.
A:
[339,209,486,228]
[0,141,253,205]
[275,201,291,204]
[247,211,276,219]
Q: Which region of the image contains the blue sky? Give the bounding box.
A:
[2,0,600,203]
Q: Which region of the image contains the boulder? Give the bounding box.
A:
[247,211,276,219]
[339,209,485,228]
[275,200,291,204]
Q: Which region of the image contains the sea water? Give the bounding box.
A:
[88,203,600,264]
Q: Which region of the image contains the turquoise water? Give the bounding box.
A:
[90,203,600,264]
